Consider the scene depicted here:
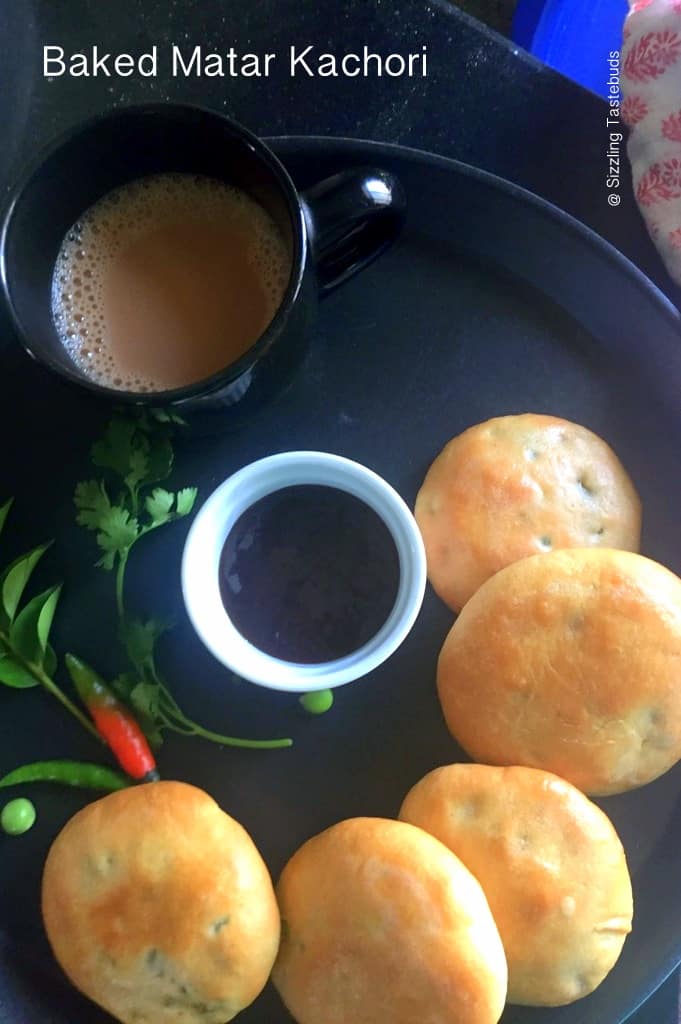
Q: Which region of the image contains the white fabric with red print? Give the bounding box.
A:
[623,0,681,281]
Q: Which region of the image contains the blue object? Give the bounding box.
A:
[513,0,629,99]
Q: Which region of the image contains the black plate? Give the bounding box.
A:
[1,138,681,1024]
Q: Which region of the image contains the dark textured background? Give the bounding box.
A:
[456,0,517,32]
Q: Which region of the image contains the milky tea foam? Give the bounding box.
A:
[51,173,291,393]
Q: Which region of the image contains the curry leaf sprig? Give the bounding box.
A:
[75,412,292,751]
[0,499,101,741]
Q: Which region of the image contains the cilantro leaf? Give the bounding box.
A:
[176,487,198,517]
[91,417,175,495]
[129,682,164,747]
[110,671,138,700]
[121,412,174,484]
[145,488,174,526]
[146,408,187,427]
[92,419,141,483]
[74,480,112,532]
[94,507,139,569]
[123,617,168,669]
[75,480,138,566]
[111,670,164,747]
[96,549,116,571]
[130,680,161,720]
[125,445,150,494]
[143,435,174,484]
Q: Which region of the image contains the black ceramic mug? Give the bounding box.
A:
[0,103,404,416]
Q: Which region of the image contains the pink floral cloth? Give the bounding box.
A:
[623,0,681,281]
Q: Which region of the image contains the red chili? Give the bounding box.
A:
[65,653,159,782]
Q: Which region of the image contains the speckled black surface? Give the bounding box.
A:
[0,3,679,1023]
[0,0,676,307]
[455,0,517,33]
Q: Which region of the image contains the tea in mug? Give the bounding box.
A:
[51,173,290,392]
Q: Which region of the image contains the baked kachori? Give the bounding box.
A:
[272,816,507,1024]
[399,764,633,1006]
[41,780,280,1024]
[437,548,681,795]
[415,413,641,611]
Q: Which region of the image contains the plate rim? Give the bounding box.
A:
[267,133,681,328]
[2,133,679,1024]
[268,133,681,1024]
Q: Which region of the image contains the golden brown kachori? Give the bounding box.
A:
[400,764,633,1005]
[415,413,641,611]
[41,780,280,1024]
[437,548,681,795]
[272,816,507,1024]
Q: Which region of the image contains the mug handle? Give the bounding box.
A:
[301,167,406,296]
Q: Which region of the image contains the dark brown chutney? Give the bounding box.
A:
[219,484,400,663]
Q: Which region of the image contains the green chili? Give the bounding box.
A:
[0,760,131,793]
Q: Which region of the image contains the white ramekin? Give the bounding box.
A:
[181,451,426,692]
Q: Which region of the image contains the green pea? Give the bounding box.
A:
[1,798,36,836]
[299,689,334,715]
